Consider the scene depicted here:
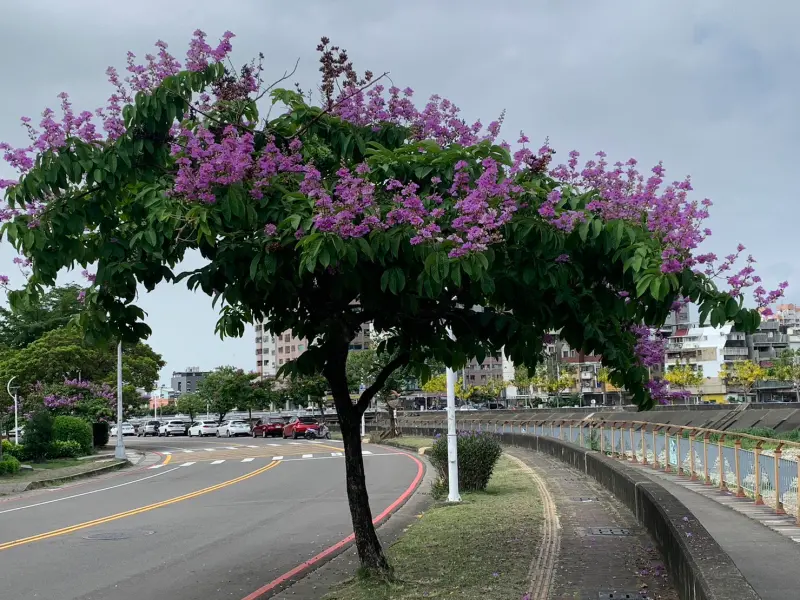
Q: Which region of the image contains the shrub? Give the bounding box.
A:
[0,455,21,475]
[53,416,93,454]
[48,439,83,459]
[428,431,503,494]
[24,410,54,461]
[1,439,28,461]
[92,422,110,447]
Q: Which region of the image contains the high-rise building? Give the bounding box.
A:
[254,321,278,378]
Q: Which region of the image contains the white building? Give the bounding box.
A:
[254,320,278,379]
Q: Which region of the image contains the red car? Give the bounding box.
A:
[251,417,286,438]
[282,416,320,439]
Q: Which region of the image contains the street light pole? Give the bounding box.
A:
[115,342,125,460]
[446,365,461,503]
[6,376,18,445]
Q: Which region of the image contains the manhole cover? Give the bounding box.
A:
[586,527,632,536]
[83,530,155,541]
[598,592,651,599]
[569,497,599,502]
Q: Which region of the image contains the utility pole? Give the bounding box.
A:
[115,342,125,460]
[6,376,19,445]
[446,366,461,502]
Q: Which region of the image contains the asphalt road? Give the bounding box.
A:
[0,435,421,600]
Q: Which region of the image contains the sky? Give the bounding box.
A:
[0,1,795,387]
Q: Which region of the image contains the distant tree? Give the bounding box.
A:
[720,360,767,402]
[664,364,703,401]
[287,374,329,415]
[0,284,84,349]
[197,366,254,423]
[176,392,205,422]
[770,349,800,403]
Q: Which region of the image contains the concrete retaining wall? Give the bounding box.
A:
[398,425,760,600]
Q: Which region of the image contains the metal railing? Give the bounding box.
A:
[399,417,800,523]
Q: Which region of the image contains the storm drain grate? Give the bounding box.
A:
[598,592,651,599]
[569,496,599,502]
[586,527,632,536]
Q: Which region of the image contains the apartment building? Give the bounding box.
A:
[749,319,789,363]
[170,367,209,395]
[254,320,374,376]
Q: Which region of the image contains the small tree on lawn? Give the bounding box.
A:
[0,32,784,575]
[770,349,800,402]
[197,366,252,423]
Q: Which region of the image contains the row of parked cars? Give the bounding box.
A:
[113,416,329,439]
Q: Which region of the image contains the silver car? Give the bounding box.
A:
[138,420,161,437]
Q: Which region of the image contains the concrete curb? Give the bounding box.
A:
[398,425,761,600]
[0,459,129,494]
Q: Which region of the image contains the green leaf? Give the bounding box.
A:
[635,274,653,297]
[591,218,602,239]
[649,277,661,300]
[577,219,590,242]
[93,169,104,184]
[145,229,157,247]
[725,297,739,318]
[414,166,433,179]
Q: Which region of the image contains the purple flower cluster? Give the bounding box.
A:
[631,325,667,369]
[645,378,689,405]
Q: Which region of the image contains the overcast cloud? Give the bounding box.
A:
[0,1,794,387]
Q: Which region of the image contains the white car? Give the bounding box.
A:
[111,423,135,437]
[158,420,187,436]
[216,420,251,437]
[188,421,218,437]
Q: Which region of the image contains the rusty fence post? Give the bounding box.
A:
[754,441,763,505]
[664,429,672,473]
[718,434,727,491]
[689,431,697,480]
[703,433,710,484]
[775,444,785,515]
[600,423,605,454]
[676,428,683,476]
[652,426,660,469]
[734,440,745,497]
[629,425,637,463]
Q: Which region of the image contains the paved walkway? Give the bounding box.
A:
[507,447,678,600]
[626,459,800,600]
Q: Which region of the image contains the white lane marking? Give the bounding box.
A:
[149,464,165,470]
[279,452,394,463]
[272,456,284,461]
[302,454,313,459]
[362,451,373,455]
[242,458,255,463]
[162,451,172,455]
[182,450,194,453]
[289,442,301,445]
[225,447,238,450]
[204,448,216,452]
[211,460,225,465]
[246,445,258,448]
[0,466,182,515]
[180,462,196,467]
[331,452,343,457]
[268,443,280,447]
[308,441,323,444]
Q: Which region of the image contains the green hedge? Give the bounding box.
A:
[428,431,503,494]
[0,455,21,475]
[1,439,27,461]
[49,440,82,459]
[53,416,92,455]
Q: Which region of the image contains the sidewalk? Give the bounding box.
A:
[506,447,679,600]
[628,460,800,600]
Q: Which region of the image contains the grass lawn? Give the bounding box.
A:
[325,454,541,600]
[0,457,106,481]
[378,436,433,451]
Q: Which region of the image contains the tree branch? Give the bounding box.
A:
[355,351,409,415]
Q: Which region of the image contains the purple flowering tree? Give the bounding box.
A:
[0,33,784,574]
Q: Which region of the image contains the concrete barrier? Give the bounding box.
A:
[397,425,760,600]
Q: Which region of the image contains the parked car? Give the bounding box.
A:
[138,420,161,437]
[216,420,251,437]
[188,421,218,437]
[111,422,135,437]
[159,420,188,437]
[282,416,320,439]
[251,417,286,438]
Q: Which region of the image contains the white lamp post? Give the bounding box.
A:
[115,342,125,460]
[445,365,461,502]
[6,376,19,445]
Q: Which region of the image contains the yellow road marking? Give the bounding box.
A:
[0,461,280,552]
[162,454,172,466]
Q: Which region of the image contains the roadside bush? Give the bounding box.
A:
[1,439,28,461]
[24,410,54,462]
[53,416,92,455]
[428,431,503,495]
[0,455,21,475]
[92,422,110,447]
[48,440,82,459]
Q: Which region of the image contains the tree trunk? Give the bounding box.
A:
[339,415,390,574]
